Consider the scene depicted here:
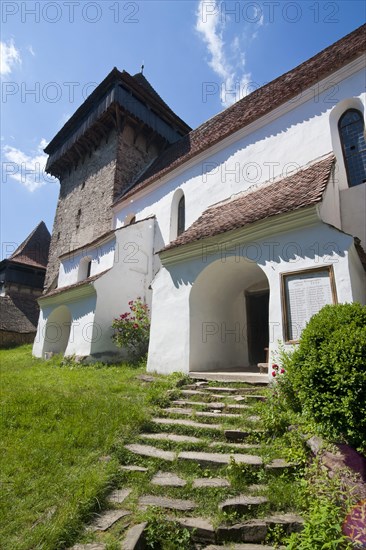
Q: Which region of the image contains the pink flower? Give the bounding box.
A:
[272,371,276,377]
[128,300,133,305]
[280,368,285,374]
[272,364,279,370]
[133,323,138,329]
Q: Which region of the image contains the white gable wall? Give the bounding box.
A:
[58,238,116,288]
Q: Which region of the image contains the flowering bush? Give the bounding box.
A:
[271,363,285,378]
[112,298,150,362]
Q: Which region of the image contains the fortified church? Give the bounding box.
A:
[33,25,366,378]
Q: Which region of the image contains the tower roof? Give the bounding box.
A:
[10,221,51,269]
[44,69,192,177]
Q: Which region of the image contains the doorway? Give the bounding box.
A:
[246,290,269,366]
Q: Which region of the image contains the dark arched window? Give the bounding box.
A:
[177,195,185,236]
[338,109,366,187]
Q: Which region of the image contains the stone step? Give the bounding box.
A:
[189,373,268,385]
[209,441,261,450]
[151,471,186,487]
[163,407,193,415]
[172,400,226,409]
[120,465,148,472]
[71,544,106,550]
[152,417,222,431]
[172,400,251,411]
[121,522,147,550]
[175,517,215,543]
[180,389,207,396]
[178,451,262,467]
[139,432,203,444]
[219,495,268,514]
[204,544,281,550]
[204,387,240,393]
[139,495,196,511]
[196,411,240,419]
[125,444,175,461]
[107,488,132,504]
[225,429,263,442]
[216,519,268,544]
[192,477,230,488]
[88,509,131,532]
[163,407,239,419]
[183,383,208,390]
[215,514,303,543]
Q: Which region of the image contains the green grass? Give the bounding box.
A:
[0,345,176,550]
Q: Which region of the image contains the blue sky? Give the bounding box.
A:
[1,0,365,259]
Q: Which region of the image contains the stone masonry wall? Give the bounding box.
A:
[114,125,159,201]
[45,124,160,290]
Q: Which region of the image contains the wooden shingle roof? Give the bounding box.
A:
[0,292,39,333]
[10,221,50,269]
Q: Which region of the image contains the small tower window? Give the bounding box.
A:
[78,256,92,282]
[338,109,366,187]
[86,259,92,278]
[177,195,185,236]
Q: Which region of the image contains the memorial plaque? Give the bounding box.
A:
[281,266,337,342]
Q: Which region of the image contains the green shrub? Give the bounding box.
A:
[281,303,366,451]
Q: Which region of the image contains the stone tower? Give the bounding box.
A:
[44,69,190,290]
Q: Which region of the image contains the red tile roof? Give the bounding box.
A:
[41,269,111,299]
[116,24,365,204]
[162,155,335,252]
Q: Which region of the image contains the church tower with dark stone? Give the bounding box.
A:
[44,69,191,290]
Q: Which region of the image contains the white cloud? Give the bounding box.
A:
[196,0,261,107]
[27,45,35,57]
[0,39,21,76]
[2,139,56,192]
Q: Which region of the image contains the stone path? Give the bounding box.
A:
[71,378,304,549]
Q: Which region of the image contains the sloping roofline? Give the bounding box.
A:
[114,24,365,206]
[44,68,192,156]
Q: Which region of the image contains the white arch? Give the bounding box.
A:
[169,188,184,241]
[42,305,72,356]
[189,256,269,372]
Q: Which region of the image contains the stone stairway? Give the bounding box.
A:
[71,379,304,549]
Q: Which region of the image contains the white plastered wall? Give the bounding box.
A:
[90,218,155,358]
[147,220,365,375]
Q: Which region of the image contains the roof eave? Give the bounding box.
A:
[159,206,321,266]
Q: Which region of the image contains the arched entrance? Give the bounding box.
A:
[42,305,72,356]
[189,257,269,372]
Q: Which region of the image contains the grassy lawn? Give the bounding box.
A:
[0,345,174,550]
